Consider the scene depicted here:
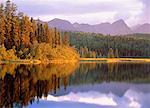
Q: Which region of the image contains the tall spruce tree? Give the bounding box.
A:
[0,4,5,45]
[30,17,37,44]
[63,32,70,46]
[4,0,12,49]
[20,16,32,48]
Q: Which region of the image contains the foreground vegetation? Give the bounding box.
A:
[0,0,79,62]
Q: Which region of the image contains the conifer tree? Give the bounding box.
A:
[36,19,44,43]
[43,23,51,43]
[20,16,32,48]
[63,32,70,46]
[30,17,37,44]
[11,16,20,50]
[0,4,5,45]
[0,0,77,60]
[57,30,62,45]
[53,27,57,48]
[4,0,12,49]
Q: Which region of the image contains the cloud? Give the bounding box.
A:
[11,0,128,15]
[1,0,148,26]
[29,89,150,108]
[138,0,150,23]
[35,12,117,24]
[43,91,117,106]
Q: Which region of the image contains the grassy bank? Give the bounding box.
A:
[80,58,150,63]
[0,59,79,64]
[1,58,150,65]
[0,60,41,64]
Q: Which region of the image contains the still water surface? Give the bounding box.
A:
[0,62,150,108]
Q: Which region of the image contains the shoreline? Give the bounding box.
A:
[0,58,150,64]
[80,58,150,63]
[0,59,79,64]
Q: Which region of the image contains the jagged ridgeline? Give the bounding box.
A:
[0,0,79,61]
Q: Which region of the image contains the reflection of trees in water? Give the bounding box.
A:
[0,63,149,107]
[0,64,17,79]
[108,63,115,73]
[0,63,78,108]
[70,63,150,85]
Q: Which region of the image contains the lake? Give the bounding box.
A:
[0,62,150,108]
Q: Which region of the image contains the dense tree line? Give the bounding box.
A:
[69,32,150,58]
[0,0,78,60]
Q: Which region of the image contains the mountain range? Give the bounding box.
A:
[48,18,150,35]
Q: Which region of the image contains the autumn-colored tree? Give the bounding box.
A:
[20,16,32,48]
[63,32,70,46]
[4,0,12,49]
[0,44,17,60]
[11,16,20,50]
[43,23,51,43]
[0,0,78,60]
[108,48,114,58]
[48,28,53,47]
[57,31,62,45]
[37,20,44,43]
[92,51,97,58]
[30,17,37,44]
[0,4,5,45]
[53,27,57,48]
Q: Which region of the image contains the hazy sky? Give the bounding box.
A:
[1,0,150,26]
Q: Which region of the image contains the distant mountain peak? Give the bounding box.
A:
[112,19,127,25]
[51,18,60,21]
[73,22,79,25]
[110,19,131,35]
[47,18,150,35]
[115,19,124,22]
[48,18,74,31]
[49,18,71,23]
[133,23,150,34]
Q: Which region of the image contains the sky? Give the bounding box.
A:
[1,0,150,26]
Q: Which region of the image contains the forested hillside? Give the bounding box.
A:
[0,0,79,61]
[0,0,149,60]
[68,32,150,58]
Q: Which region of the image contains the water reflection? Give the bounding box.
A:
[0,62,150,107]
[73,63,150,84]
[0,63,78,108]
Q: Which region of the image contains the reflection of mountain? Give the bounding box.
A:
[0,63,78,108]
